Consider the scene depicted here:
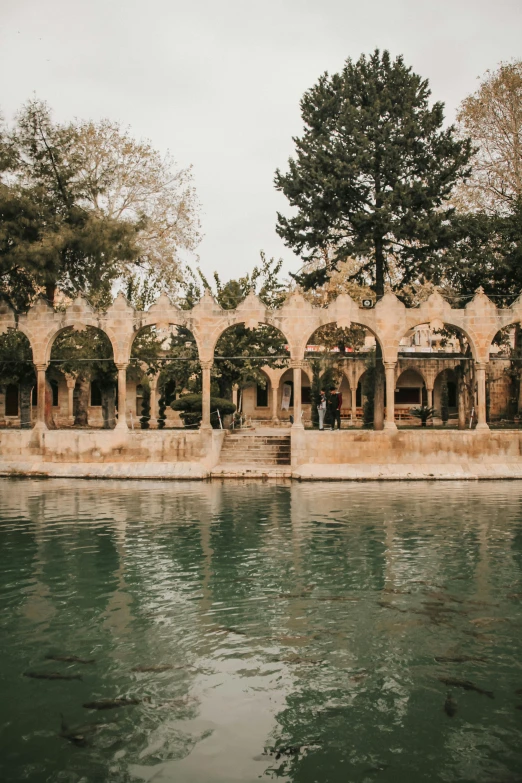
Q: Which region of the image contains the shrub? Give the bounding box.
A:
[410,405,437,427]
[171,394,236,429]
[140,385,151,429]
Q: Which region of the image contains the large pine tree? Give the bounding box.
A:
[275,49,472,427]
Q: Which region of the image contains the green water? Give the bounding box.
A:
[1,479,522,783]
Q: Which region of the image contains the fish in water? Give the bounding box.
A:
[24,671,82,681]
[316,596,359,602]
[131,664,174,673]
[470,617,506,627]
[349,671,368,683]
[377,601,407,612]
[444,693,457,717]
[59,714,113,747]
[83,697,140,710]
[382,587,411,595]
[422,603,462,614]
[208,625,246,636]
[59,715,89,747]
[276,654,323,665]
[435,656,488,663]
[438,677,494,699]
[264,743,320,760]
[46,654,95,665]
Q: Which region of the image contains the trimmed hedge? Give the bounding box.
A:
[171,394,236,429]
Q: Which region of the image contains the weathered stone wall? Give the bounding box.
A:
[290,429,522,467]
[0,429,224,466]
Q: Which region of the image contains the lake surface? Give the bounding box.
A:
[1,479,521,783]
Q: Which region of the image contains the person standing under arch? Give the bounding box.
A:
[329,388,342,430]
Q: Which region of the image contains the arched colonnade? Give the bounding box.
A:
[1,286,521,432]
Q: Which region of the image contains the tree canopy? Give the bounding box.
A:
[454,60,522,215]
[444,61,522,304]
[0,100,200,311]
[275,49,472,297]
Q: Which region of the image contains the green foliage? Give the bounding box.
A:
[157,380,175,429]
[275,49,472,296]
[439,203,522,305]
[196,251,287,309]
[440,373,449,424]
[410,405,438,425]
[0,100,140,310]
[139,382,151,429]
[0,329,34,386]
[50,326,116,386]
[176,256,289,399]
[171,394,236,429]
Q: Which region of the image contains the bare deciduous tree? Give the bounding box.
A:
[455,60,522,214]
[74,120,202,297]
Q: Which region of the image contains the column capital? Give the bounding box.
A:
[474,362,488,371]
[200,360,213,370]
[383,361,397,370]
[64,373,77,390]
[290,359,303,370]
[34,362,49,372]
[115,362,129,372]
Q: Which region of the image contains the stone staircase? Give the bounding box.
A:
[212,431,292,478]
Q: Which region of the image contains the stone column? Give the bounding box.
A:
[34,363,49,430]
[201,360,212,430]
[65,374,76,426]
[475,362,489,430]
[232,384,238,410]
[292,362,304,429]
[427,387,433,409]
[384,362,397,430]
[115,363,129,430]
[271,380,279,424]
[149,374,159,428]
[351,385,357,423]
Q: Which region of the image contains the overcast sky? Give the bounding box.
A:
[1,0,521,283]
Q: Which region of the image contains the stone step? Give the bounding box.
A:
[220,450,291,459]
[222,444,290,450]
[220,450,290,459]
[225,437,291,444]
[220,455,291,464]
[222,443,291,453]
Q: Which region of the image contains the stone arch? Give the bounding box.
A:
[0,329,35,428]
[398,316,480,361]
[303,319,382,361]
[129,321,201,429]
[212,321,290,400]
[485,319,521,357]
[433,367,458,419]
[485,320,520,420]
[42,322,119,366]
[207,317,292,362]
[277,366,311,422]
[394,368,427,408]
[397,364,428,387]
[49,325,117,429]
